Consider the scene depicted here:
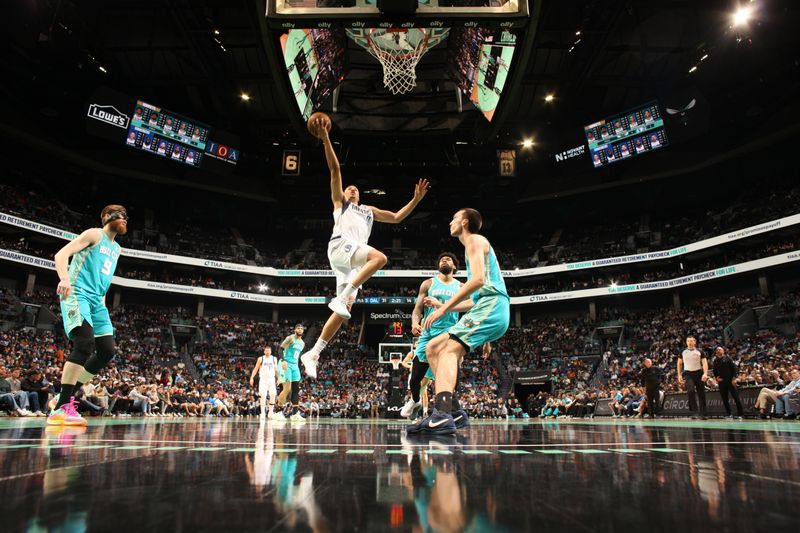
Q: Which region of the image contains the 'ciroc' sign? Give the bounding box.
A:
[554,145,585,163]
[87,104,130,129]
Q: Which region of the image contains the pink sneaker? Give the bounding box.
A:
[47,397,87,426]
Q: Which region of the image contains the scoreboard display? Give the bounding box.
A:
[126,100,240,169]
[127,101,209,168]
[585,101,669,168]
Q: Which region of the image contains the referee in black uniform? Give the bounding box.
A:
[712,347,744,419]
[640,358,661,418]
[677,335,709,419]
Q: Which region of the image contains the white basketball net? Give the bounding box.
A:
[390,358,402,371]
[368,29,430,95]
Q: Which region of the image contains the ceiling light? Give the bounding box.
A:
[544,93,555,103]
[732,6,752,27]
[213,29,220,35]
[700,54,708,61]
[610,281,618,288]
[258,283,267,292]
[688,65,698,73]
[575,30,581,36]
[98,65,107,73]
[240,92,251,101]
[522,138,534,149]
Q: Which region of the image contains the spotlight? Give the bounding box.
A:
[732,6,752,27]
[610,281,618,288]
[240,92,251,101]
[98,65,107,73]
[213,29,220,35]
[544,93,555,103]
[688,66,698,73]
[700,54,709,61]
[521,138,534,149]
[258,283,267,292]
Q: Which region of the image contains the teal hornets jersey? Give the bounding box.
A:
[466,243,508,302]
[283,336,304,364]
[423,276,460,334]
[69,230,121,297]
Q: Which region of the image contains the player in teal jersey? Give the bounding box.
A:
[410,208,510,435]
[280,324,306,420]
[401,253,461,420]
[48,205,128,427]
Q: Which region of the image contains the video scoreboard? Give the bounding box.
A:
[585,101,668,168]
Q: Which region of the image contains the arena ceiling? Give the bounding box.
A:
[1,0,799,206]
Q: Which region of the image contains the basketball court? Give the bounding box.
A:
[1,1,799,532]
[2,417,799,531]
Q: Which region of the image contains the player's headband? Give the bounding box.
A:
[103,209,128,225]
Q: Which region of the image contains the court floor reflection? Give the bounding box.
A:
[0,418,798,532]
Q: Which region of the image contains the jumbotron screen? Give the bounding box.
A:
[585,101,669,168]
[127,101,209,168]
[280,29,347,121]
[448,28,518,122]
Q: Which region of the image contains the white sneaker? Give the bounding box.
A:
[301,352,319,379]
[272,412,286,421]
[400,399,421,418]
[290,412,305,421]
[327,297,351,319]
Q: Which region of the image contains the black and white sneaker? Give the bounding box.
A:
[406,408,456,435]
[452,409,469,430]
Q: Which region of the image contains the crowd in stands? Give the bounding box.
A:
[2,179,798,271]
[1,288,798,420]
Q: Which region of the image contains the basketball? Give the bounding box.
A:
[307,111,332,139]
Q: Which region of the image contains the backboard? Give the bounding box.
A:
[267,0,529,29]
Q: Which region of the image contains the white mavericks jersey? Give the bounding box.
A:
[259,355,278,381]
[332,201,374,244]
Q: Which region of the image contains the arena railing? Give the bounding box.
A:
[1,210,798,279]
[1,248,797,306]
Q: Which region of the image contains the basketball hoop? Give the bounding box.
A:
[390,356,402,371]
[347,28,450,96]
[368,28,429,95]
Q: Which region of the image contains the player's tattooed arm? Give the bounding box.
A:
[412,278,433,336]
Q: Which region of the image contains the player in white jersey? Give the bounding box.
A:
[250,346,279,419]
[300,115,430,379]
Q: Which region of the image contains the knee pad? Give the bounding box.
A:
[84,335,116,374]
[67,325,95,366]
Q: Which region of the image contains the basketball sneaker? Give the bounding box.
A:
[327,297,351,319]
[405,408,456,435]
[300,352,319,379]
[290,412,305,421]
[400,399,421,418]
[272,411,286,421]
[452,409,470,430]
[47,398,87,426]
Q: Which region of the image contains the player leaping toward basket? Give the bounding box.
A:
[300,112,430,379]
